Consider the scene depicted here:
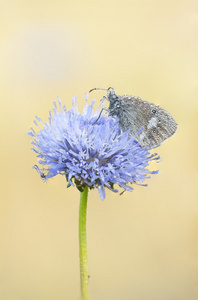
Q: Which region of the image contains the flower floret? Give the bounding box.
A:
[28,96,158,200]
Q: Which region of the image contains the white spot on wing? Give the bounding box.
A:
[147,117,157,129]
[139,132,146,142]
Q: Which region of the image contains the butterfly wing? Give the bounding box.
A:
[116,95,177,149]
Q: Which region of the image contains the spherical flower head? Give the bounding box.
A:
[28,95,159,200]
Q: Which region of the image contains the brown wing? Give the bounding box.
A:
[118,95,177,149]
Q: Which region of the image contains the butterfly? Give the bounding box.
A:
[89,87,177,149]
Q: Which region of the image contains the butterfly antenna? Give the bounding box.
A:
[89,88,108,93]
[89,87,115,93]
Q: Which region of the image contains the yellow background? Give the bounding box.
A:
[0,1,197,299]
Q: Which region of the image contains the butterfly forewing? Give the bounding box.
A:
[107,91,177,149]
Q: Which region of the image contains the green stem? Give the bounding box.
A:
[79,186,89,300]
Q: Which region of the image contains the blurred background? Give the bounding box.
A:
[0,0,197,299]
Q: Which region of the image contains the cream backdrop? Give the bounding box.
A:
[0,1,197,299]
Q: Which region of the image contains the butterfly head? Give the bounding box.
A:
[89,87,121,115]
[106,88,122,116]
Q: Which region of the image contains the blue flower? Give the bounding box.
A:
[28,95,159,200]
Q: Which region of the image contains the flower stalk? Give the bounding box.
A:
[79,186,89,299]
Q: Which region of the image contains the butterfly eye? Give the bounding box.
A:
[153,129,156,133]
[116,103,120,108]
[152,109,156,114]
